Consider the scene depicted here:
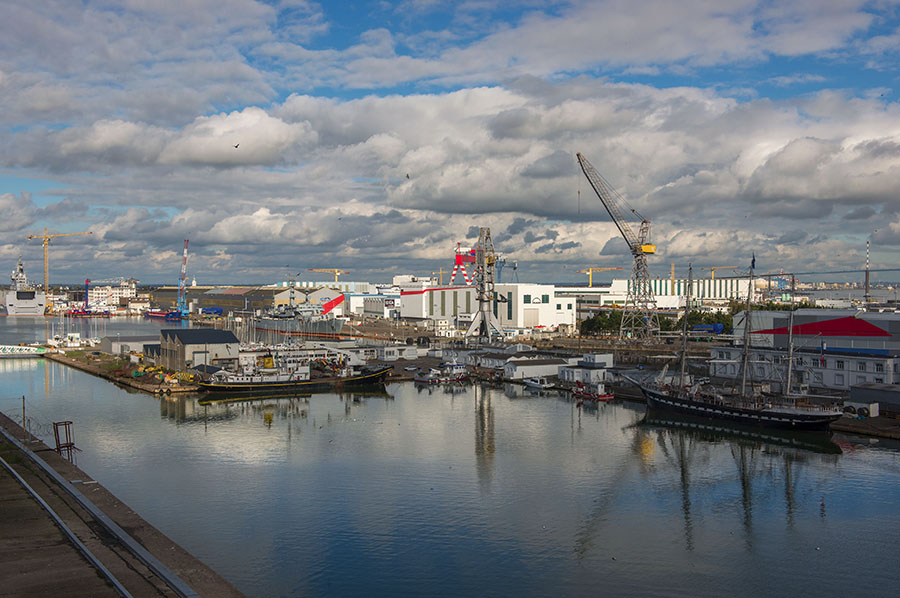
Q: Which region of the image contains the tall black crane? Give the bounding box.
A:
[465,227,504,344]
[576,152,659,338]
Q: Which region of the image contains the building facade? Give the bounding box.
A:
[159,329,240,371]
[710,309,900,392]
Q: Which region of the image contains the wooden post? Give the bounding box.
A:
[22,395,26,442]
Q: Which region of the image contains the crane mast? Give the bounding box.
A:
[465,227,504,344]
[26,228,93,293]
[177,240,189,316]
[576,152,659,339]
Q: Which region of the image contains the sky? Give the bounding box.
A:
[3,0,900,286]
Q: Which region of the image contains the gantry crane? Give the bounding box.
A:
[576,152,659,338]
[577,266,623,287]
[308,268,350,284]
[496,258,518,283]
[700,265,738,280]
[26,228,93,292]
[465,227,504,343]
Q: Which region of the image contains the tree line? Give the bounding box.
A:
[579,299,816,336]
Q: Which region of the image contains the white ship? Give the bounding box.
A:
[5,258,46,316]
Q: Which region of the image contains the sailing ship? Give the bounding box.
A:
[5,258,47,315]
[632,263,844,431]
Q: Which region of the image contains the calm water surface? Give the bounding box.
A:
[1,318,898,597]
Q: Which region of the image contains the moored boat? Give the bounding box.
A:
[5,258,47,315]
[523,376,554,390]
[198,364,393,393]
[637,381,844,430]
[414,366,467,385]
[571,381,614,402]
[632,263,843,432]
[66,308,110,318]
[145,310,182,320]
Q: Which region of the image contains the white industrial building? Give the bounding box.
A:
[399,282,576,332]
[87,279,138,309]
[504,358,572,380]
[558,275,755,318]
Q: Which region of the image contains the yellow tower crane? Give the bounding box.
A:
[431,267,448,285]
[577,266,623,287]
[308,268,350,283]
[26,228,93,293]
[700,265,738,280]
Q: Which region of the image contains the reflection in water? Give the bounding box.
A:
[641,413,842,552]
[574,407,646,559]
[474,384,494,494]
[2,346,898,598]
[654,426,701,551]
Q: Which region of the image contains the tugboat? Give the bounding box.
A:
[631,264,843,431]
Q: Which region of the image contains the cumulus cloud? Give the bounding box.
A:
[2,2,900,282]
[0,192,36,232]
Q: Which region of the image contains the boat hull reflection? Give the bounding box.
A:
[640,411,842,455]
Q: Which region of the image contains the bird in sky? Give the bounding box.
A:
[233,143,240,148]
[405,173,410,179]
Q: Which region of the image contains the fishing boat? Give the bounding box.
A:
[199,364,392,393]
[632,263,843,431]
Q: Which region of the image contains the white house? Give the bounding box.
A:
[376,345,418,361]
[559,353,615,385]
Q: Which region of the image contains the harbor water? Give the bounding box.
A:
[1,318,899,597]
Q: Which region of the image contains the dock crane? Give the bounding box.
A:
[465,227,504,343]
[431,267,449,285]
[576,152,659,338]
[577,266,623,287]
[308,268,350,284]
[700,265,738,280]
[496,258,518,283]
[26,228,93,293]
[177,240,189,316]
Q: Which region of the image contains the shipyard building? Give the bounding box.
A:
[710,309,900,393]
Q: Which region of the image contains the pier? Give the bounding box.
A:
[0,412,242,597]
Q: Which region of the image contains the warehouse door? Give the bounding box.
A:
[523,308,539,328]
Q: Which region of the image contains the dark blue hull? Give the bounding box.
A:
[640,385,842,431]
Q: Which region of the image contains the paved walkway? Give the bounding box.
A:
[0,414,243,597]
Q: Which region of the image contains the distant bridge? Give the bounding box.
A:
[0,345,47,358]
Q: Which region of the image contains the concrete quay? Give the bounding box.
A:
[44,352,200,394]
[0,413,242,597]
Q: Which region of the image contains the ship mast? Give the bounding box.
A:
[785,274,796,398]
[679,264,693,388]
[739,260,754,397]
